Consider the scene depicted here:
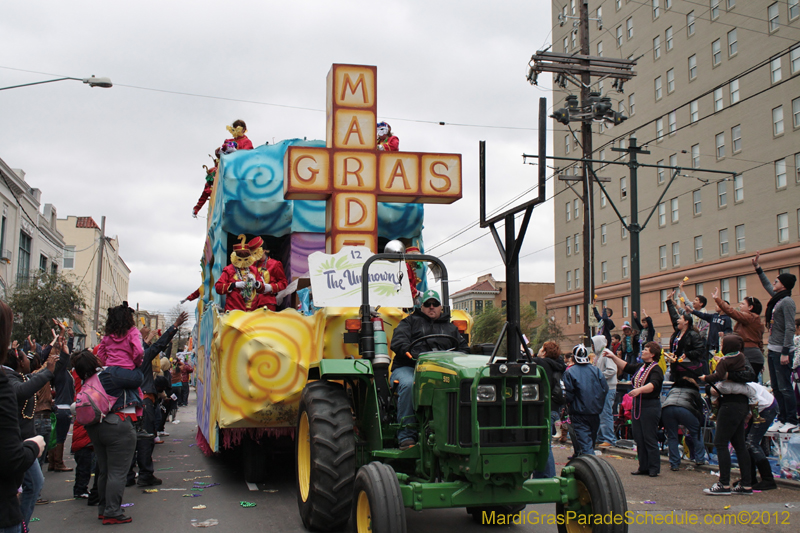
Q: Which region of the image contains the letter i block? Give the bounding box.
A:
[327,64,377,150]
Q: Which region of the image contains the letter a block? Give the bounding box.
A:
[284,64,462,254]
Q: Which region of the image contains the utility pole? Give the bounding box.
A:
[528,2,635,344]
[92,215,106,341]
[579,1,593,344]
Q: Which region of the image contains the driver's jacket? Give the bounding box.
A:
[390,309,469,371]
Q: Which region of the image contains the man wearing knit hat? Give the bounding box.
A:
[753,252,798,433]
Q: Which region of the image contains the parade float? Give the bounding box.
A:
[192,64,470,482]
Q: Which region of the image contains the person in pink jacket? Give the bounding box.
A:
[96,302,143,370]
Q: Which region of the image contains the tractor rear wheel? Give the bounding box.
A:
[296,380,356,532]
[556,454,627,533]
[349,462,406,533]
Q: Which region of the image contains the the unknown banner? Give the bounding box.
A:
[308,246,413,308]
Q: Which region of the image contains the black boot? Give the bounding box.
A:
[752,458,777,490]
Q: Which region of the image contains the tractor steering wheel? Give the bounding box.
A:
[407,334,461,354]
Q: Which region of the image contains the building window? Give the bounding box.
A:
[616,0,621,10]
[576,304,581,323]
[597,41,603,57]
[778,213,789,242]
[719,228,729,255]
[659,245,667,269]
[769,3,780,32]
[656,117,664,139]
[566,236,572,255]
[574,233,580,253]
[791,0,799,20]
[711,0,720,19]
[17,231,31,283]
[718,181,727,207]
[530,301,537,312]
[693,190,702,215]
[39,254,47,272]
[714,88,723,112]
[687,11,696,36]
[563,36,569,53]
[565,134,570,154]
[688,54,697,79]
[666,26,673,51]
[627,17,633,39]
[654,76,662,100]
[727,0,735,9]
[596,6,602,28]
[616,25,623,47]
[571,30,576,49]
[792,47,800,74]
[716,132,725,158]
[771,57,782,83]
[622,296,629,317]
[63,245,76,269]
[566,202,571,222]
[690,100,699,123]
[796,153,800,183]
[621,217,628,239]
[712,39,722,66]
[695,235,703,261]
[672,242,680,266]
[600,191,607,207]
[661,289,669,312]
[601,261,608,282]
[574,199,580,219]
[653,0,660,18]
[658,203,666,227]
[566,271,572,291]
[735,224,745,252]
[734,174,744,202]
[668,111,677,134]
[601,224,607,244]
[696,283,704,296]
[731,124,741,152]
[727,29,738,56]
[476,300,484,314]
[653,36,662,61]
[657,160,665,184]
[793,97,800,128]
[0,215,6,260]
[776,158,787,188]
[620,177,627,198]
[574,268,580,289]
[567,306,572,324]
[730,79,740,105]
[622,256,629,278]
[628,93,635,115]
[721,279,730,302]
[667,69,675,94]
[666,0,672,8]
[671,197,679,223]
[691,144,700,168]
[737,276,747,302]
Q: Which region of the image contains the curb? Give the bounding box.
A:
[602,446,800,489]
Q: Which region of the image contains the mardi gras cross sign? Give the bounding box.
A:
[284,64,462,253]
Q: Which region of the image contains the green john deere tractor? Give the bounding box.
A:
[295,246,628,533]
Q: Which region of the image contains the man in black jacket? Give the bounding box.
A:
[390,290,468,450]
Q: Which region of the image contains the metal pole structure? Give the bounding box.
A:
[624,136,648,322]
[504,213,520,361]
[92,216,106,341]
[579,1,593,344]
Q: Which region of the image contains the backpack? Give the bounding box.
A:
[74,372,117,426]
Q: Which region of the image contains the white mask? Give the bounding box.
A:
[377,126,389,137]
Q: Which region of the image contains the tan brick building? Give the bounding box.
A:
[451,273,554,326]
[546,1,800,347]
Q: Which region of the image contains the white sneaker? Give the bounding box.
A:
[172,420,181,425]
[778,422,798,433]
[768,421,784,432]
[158,431,169,437]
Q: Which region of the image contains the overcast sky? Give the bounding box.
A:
[1,0,556,325]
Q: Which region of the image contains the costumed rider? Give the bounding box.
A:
[181,287,202,304]
[247,236,288,311]
[214,235,268,312]
[224,119,254,151]
[376,121,399,152]
[193,164,217,217]
[404,246,423,306]
[389,289,469,450]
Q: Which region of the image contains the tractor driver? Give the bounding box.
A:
[389,289,469,450]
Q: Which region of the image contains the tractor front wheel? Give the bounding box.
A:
[296,380,356,532]
[349,462,406,533]
[556,454,628,533]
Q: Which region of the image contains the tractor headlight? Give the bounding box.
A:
[519,384,540,402]
[476,384,497,402]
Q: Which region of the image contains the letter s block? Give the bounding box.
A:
[420,154,462,203]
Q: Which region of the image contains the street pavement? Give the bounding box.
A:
[32,392,800,532]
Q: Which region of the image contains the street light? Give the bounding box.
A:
[0,75,113,91]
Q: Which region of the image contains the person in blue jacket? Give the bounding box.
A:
[562,344,609,456]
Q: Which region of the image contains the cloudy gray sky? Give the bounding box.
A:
[1,0,557,324]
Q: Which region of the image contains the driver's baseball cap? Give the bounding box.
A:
[420,289,441,306]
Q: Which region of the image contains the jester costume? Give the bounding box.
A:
[247,237,288,311]
[376,121,399,152]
